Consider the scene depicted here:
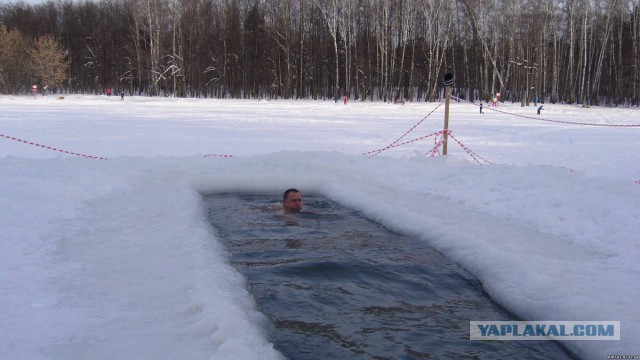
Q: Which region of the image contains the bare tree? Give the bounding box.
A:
[461,0,505,96]
[578,1,589,104]
[591,0,621,104]
[633,1,640,104]
[315,0,341,98]
[164,0,186,97]
[342,0,355,100]
[132,0,168,96]
[297,0,306,99]
[374,0,392,101]
[420,0,453,101]
[265,0,297,99]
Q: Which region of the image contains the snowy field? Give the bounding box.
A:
[1,94,639,360]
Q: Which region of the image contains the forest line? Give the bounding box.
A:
[1,0,639,106]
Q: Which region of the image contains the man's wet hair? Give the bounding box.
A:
[283,188,300,201]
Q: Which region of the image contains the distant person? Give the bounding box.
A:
[537,105,543,115]
[107,87,111,97]
[120,91,124,101]
[479,102,484,114]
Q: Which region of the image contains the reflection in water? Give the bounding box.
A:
[204,193,576,360]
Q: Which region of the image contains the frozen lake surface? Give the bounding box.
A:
[2,95,638,359]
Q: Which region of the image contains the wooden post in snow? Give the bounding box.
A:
[442,73,454,155]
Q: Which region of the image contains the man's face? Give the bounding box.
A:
[283,191,303,213]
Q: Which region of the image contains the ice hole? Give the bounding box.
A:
[204,193,576,359]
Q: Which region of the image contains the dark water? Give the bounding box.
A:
[204,193,576,360]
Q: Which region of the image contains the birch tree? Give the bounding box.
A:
[591,0,620,104]
[420,0,453,101]
[461,0,505,95]
[134,0,167,96]
[265,0,296,98]
[633,2,640,104]
[375,0,391,101]
[315,0,341,98]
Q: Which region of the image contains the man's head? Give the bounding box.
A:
[282,188,303,214]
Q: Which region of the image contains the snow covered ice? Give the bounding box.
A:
[1,95,639,360]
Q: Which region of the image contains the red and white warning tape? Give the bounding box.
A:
[449,95,640,128]
[1,133,239,160]
[368,103,442,157]
[363,130,447,157]
[426,130,447,157]
[447,133,492,165]
[0,133,108,160]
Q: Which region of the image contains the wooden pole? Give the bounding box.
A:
[442,73,453,156]
[443,84,450,155]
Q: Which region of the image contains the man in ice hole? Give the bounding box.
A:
[282,188,303,214]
